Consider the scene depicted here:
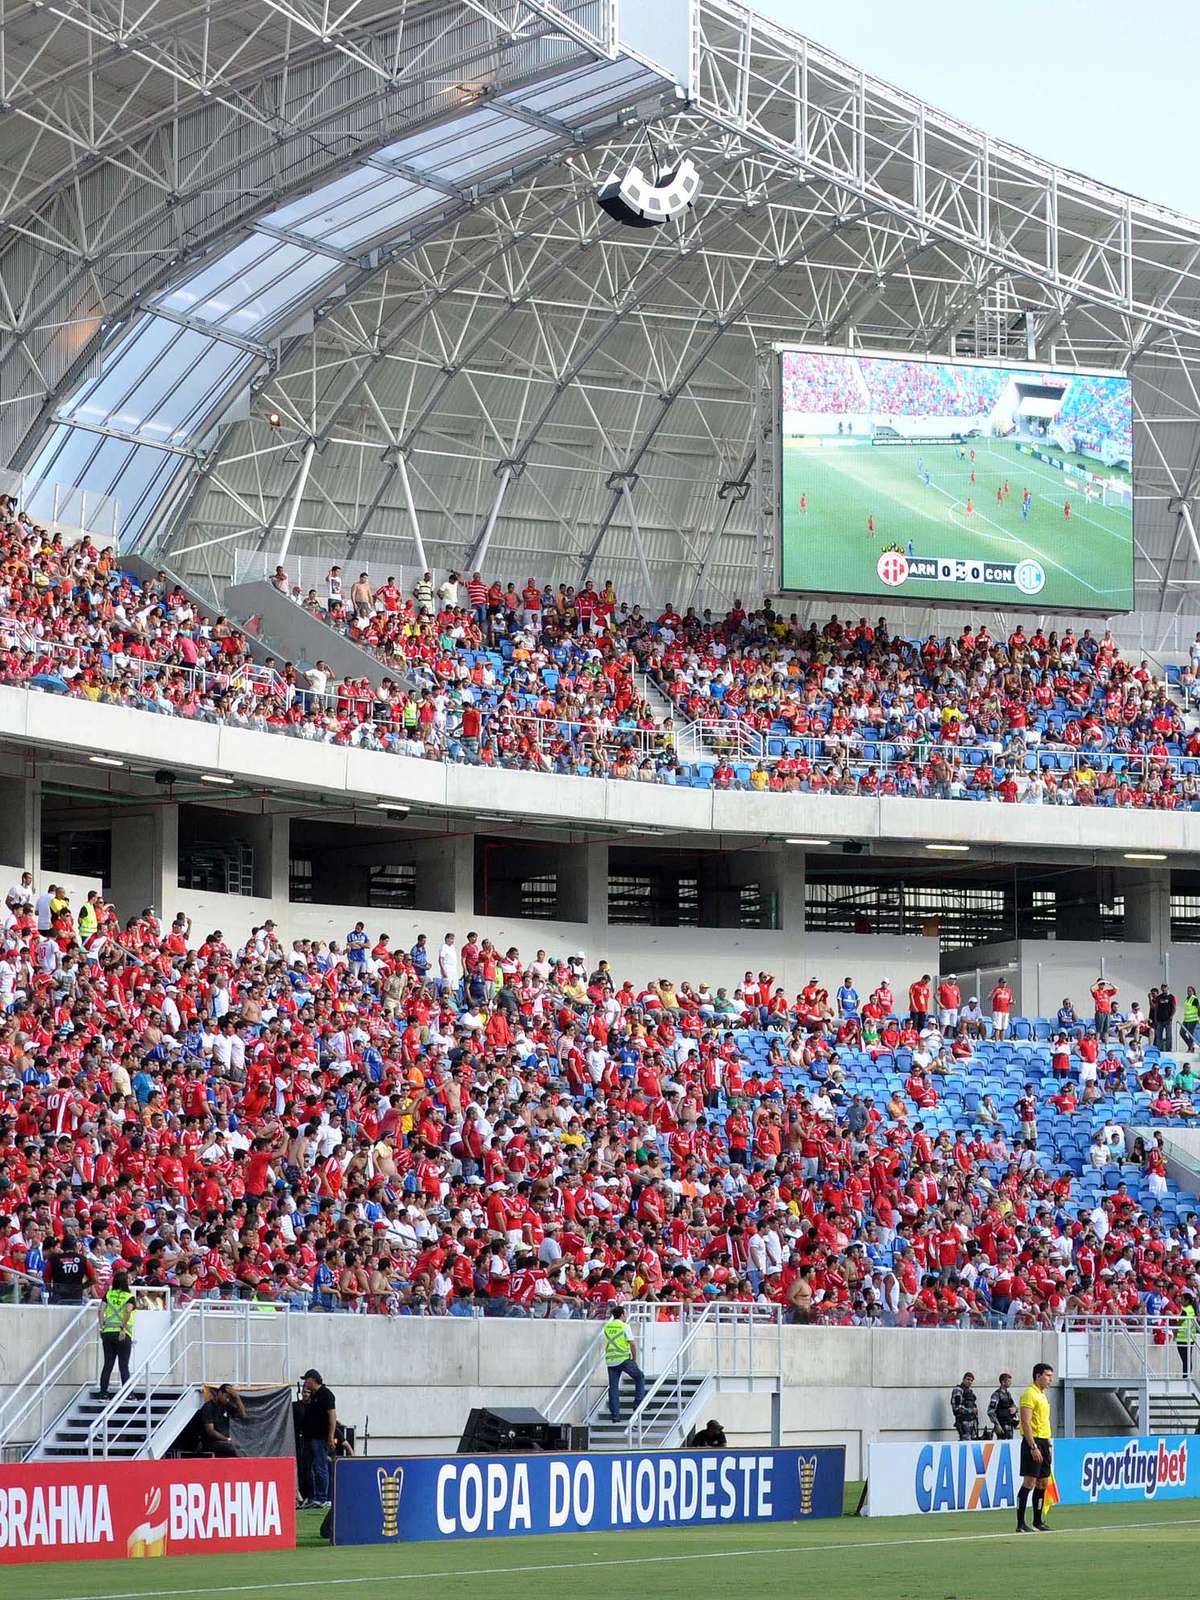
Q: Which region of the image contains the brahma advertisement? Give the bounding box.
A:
[865,1439,1021,1517]
[334,1446,846,1544]
[0,1458,295,1565]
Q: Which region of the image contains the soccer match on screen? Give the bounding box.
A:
[779,348,1134,610]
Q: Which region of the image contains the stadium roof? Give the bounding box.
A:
[4,0,1200,621]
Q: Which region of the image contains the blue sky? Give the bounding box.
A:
[754,0,1200,216]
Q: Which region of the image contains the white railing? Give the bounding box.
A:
[0,1304,95,1457]
[0,468,122,545]
[83,1299,291,1459]
[1060,1313,1200,1383]
[545,1302,783,1443]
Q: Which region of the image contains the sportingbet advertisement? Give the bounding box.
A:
[1052,1435,1199,1506]
[777,346,1134,612]
[333,1446,845,1544]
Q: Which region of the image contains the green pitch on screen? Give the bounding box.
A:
[779,437,1134,612]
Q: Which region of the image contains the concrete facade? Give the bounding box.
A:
[0,1309,1118,1477]
[8,686,1200,856]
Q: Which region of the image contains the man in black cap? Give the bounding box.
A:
[199,1383,246,1457]
[298,1369,338,1509]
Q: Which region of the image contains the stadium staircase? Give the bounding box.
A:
[0,1300,289,1462]
[545,1303,783,1452]
[1114,1380,1200,1435]
[225,577,420,690]
[1062,1316,1200,1436]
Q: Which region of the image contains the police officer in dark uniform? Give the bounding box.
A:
[987,1371,1019,1439]
[950,1371,979,1440]
[45,1232,93,1305]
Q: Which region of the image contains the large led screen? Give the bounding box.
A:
[778,347,1133,611]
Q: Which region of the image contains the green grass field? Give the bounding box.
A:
[780,436,1134,611]
[13,1496,1200,1600]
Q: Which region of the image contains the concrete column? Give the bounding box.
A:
[760,846,805,934]
[0,774,41,876]
[109,803,179,921]
[1123,867,1171,949]
[408,835,472,915]
[243,811,289,902]
[558,841,608,929]
[1054,868,1105,942]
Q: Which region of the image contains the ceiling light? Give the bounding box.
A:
[89,755,124,768]
[266,410,282,428]
[487,815,514,824]
[376,801,410,815]
[926,842,969,853]
[199,773,234,786]
[1124,851,1167,862]
[786,837,831,846]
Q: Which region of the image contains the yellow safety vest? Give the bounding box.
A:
[603,1318,632,1365]
[1177,1307,1198,1346]
[100,1288,135,1337]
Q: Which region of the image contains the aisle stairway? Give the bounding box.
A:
[30,1384,201,1461]
[585,1374,710,1451]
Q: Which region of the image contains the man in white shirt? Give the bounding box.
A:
[437,933,460,996]
[5,872,33,911]
[35,886,54,932]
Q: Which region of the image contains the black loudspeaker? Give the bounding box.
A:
[457,1407,586,1454]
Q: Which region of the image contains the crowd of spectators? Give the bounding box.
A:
[778,354,1131,466]
[0,494,1191,805]
[1056,377,1134,460]
[1,876,1198,1331]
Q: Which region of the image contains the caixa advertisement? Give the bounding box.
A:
[865,1440,1021,1517]
[333,1446,845,1544]
[0,1458,295,1565]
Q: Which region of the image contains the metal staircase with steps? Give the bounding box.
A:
[1115,1379,1200,1436]
[32,1385,200,1461]
[0,1299,291,1462]
[1062,1315,1200,1437]
[585,1374,710,1451]
[545,1302,783,1452]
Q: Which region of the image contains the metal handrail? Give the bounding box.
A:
[83,1298,287,1459]
[544,1329,606,1425]
[625,1305,717,1450]
[0,1304,95,1454]
[9,622,1199,794]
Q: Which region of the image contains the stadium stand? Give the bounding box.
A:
[2,483,1195,804]
[1,889,1196,1328]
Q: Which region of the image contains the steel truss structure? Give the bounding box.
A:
[4,0,1200,623]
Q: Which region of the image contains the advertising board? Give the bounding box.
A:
[334,1446,846,1544]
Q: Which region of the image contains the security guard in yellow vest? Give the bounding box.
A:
[603,1304,646,1424]
[1177,1294,1199,1377]
[97,1270,135,1400]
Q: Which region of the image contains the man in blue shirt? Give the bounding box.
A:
[836,978,859,1019]
[410,934,430,980]
[345,922,369,967]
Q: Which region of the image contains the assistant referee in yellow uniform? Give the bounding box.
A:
[1016,1361,1054,1533]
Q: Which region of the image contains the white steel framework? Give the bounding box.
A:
[4,0,1200,623]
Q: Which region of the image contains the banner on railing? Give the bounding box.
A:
[0,1458,295,1565]
[865,1439,1021,1517]
[333,1446,845,1544]
[1052,1435,1199,1506]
